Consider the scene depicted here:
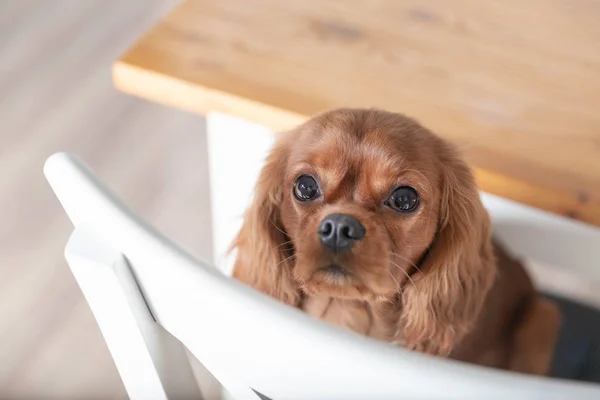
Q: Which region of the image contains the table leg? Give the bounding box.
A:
[206,112,275,276]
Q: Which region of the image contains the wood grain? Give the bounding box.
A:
[114,0,600,226]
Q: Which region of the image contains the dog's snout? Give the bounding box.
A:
[318,213,365,252]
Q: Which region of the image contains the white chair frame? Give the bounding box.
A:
[44,114,600,400]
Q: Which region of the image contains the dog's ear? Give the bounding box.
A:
[399,144,496,355]
[231,133,301,307]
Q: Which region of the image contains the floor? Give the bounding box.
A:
[0,1,218,398]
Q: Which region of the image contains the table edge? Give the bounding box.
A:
[112,60,600,227]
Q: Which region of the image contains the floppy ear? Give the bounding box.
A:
[231,134,301,307]
[399,147,496,356]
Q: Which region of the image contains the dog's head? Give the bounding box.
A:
[232,109,495,354]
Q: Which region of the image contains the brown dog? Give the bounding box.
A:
[232,108,560,374]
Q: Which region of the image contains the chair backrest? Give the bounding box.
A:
[44,152,600,400]
[484,193,600,282]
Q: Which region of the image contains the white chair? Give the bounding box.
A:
[44,152,600,400]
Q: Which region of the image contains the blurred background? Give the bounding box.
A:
[0,1,212,398]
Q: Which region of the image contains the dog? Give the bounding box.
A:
[231,108,561,375]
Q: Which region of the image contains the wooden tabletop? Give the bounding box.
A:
[114,0,600,226]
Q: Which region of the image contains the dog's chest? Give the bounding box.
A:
[301,296,396,341]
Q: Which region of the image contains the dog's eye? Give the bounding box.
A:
[293,174,320,201]
[385,186,420,212]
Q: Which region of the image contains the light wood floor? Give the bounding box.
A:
[0,1,215,398]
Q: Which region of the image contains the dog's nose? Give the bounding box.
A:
[318,213,365,252]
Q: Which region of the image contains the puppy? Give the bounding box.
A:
[231,108,560,374]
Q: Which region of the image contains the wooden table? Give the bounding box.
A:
[113,0,600,239]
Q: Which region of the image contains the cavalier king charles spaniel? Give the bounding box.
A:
[231,108,561,375]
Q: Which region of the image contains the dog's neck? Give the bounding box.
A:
[301,295,400,341]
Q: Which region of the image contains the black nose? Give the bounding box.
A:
[318,213,365,252]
